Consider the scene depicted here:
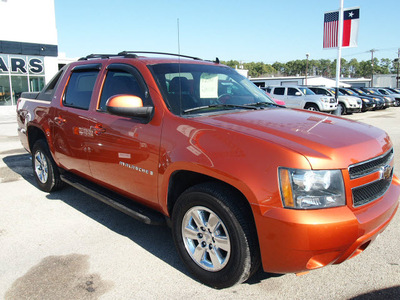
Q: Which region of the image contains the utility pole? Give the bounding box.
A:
[305,53,309,85]
[397,48,400,88]
[370,49,376,87]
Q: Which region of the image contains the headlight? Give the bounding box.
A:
[321,97,329,103]
[361,98,370,103]
[279,168,345,209]
[384,96,391,101]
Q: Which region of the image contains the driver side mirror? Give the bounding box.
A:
[295,92,302,96]
[106,95,154,120]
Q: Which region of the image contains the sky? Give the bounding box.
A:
[54,0,400,64]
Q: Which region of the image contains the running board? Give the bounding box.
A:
[60,173,166,226]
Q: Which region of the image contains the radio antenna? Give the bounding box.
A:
[177,18,181,56]
[177,18,182,116]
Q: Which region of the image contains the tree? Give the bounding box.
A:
[223,56,397,79]
[348,58,359,78]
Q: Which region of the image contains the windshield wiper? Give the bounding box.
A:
[183,104,258,114]
[245,102,285,108]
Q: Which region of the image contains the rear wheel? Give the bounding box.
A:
[32,139,64,192]
[172,183,260,289]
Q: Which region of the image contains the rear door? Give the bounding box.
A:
[271,87,285,101]
[52,64,101,176]
[86,63,160,206]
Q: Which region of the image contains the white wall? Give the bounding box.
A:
[0,0,57,45]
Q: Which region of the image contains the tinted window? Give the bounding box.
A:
[274,87,285,95]
[298,87,315,95]
[38,68,64,101]
[287,88,299,96]
[99,70,146,111]
[63,70,99,109]
[314,88,331,96]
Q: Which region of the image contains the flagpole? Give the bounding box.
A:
[334,0,344,115]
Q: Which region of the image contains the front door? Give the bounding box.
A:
[285,87,304,109]
[86,63,160,206]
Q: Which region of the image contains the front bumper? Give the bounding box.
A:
[347,106,362,113]
[253,175,400,274]
[321,102,337,112]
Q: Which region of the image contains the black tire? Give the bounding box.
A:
[171,182,260,289]
[304,104,319,111]
[338,103,346,115]
[32,139,64,192]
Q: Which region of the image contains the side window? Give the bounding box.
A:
[38,68,65,101]
[287,88,298,96]
[319,88,330,96]
[274,87,285,95]
[63,70,99,110]
[99,70,146,111]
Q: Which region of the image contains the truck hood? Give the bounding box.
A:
[194,108,391,169]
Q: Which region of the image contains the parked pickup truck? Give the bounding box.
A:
[266,85,337,112]
[17,52,400,289]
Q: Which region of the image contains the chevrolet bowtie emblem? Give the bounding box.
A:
[380,165,393,180]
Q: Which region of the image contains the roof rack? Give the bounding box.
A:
[118,51,203,61]
[78,54,134,61]
[78,51,220,64]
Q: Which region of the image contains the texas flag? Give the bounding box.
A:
[342,8,360,47]
[323,7,360,49]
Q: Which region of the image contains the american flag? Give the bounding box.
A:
[323,8,360,49]
[323,11,339,48]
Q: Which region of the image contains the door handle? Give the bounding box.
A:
[90,124,106,135]
[54,116,66,125]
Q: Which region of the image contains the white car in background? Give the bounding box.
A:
[266,86,337,112]
[377,88,400,107]
[309,86,362,115]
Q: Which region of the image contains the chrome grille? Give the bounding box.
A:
[352,177,392,207]
[349,149,394,179]
[350,149,394,207]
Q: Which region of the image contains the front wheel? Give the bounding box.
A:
[338,103,346,115]
[172,183,260,289]
[32,139,64,192]
[304,104,319,111]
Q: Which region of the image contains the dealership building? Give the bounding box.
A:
[0,0,59,107]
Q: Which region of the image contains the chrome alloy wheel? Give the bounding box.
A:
[34,150,49,184]
[181,206,231,272]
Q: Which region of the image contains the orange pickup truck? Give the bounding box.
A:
[17,52,399,288]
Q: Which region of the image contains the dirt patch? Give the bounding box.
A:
[5,254,114,300]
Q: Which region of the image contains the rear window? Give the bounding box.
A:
[273,87,285,95]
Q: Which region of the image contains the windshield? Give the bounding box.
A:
[367,89,378,95]
[328,88,343,96]
[354,88,366,95]
[298,87,315,95]
[149,63,275,115]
